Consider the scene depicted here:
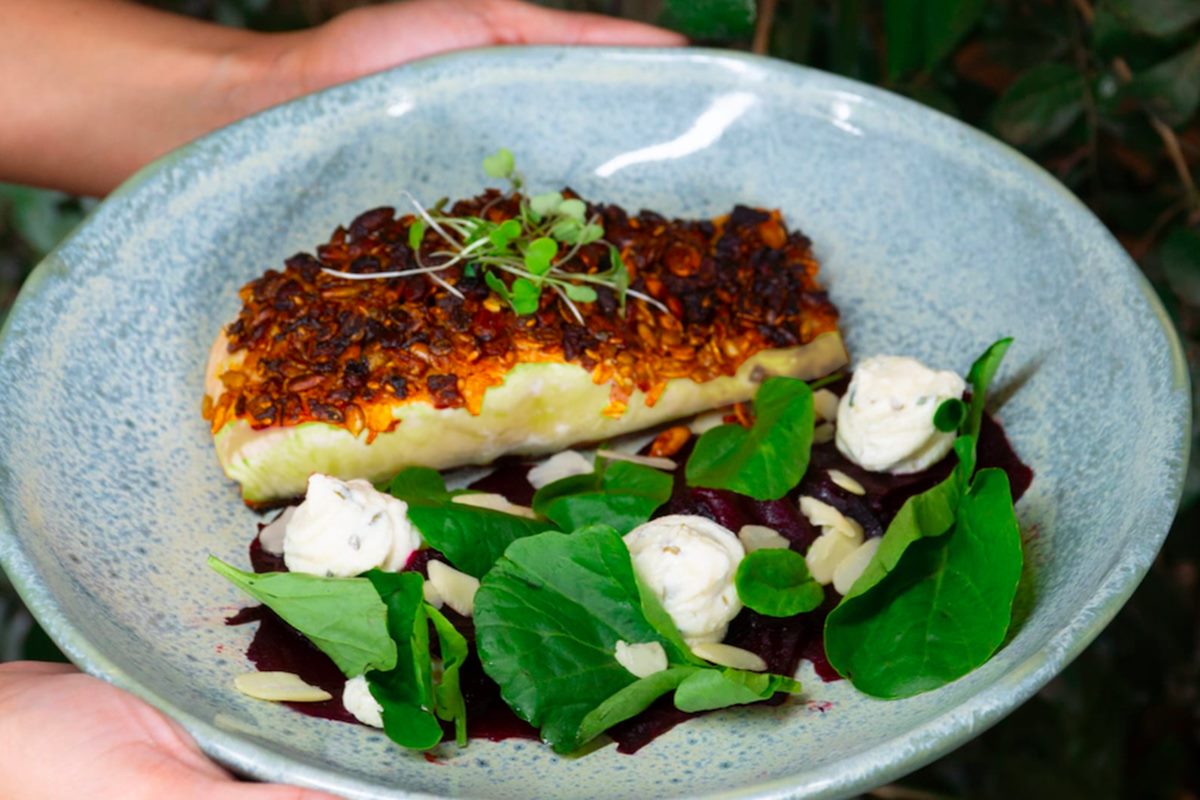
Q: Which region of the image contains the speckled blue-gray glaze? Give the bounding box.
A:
[0,47,1189,800]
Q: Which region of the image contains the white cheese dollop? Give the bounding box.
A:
[283,474,421,578]
[835,355,967,474]
[623,514,744,645]
[342,675,384,728]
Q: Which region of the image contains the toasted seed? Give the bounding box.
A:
[234,671,332,703]
[690,642,768,672]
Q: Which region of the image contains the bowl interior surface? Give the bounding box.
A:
[0,48,1188,800]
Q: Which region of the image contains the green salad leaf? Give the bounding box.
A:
[674,668,802,713]
[474,525,800,753]
[531,459,673,534]
[362,571,444,750]
[734,548,825,617]
[428,604,470,746]
[824,338,1025,698]
[208,557,396,678]
[685,376,815,501]
[823,468,1023,698]
[385,467,554,578]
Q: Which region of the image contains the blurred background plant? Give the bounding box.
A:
[1,0,1197,796]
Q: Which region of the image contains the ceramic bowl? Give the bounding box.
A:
[0,47,1189,799]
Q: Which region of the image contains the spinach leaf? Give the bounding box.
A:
[428,604,469,746]
[532,459,673,534]
[208,557,396,678]
[824,468,1023,698]
[363,571,444,750]
[674,668,802,713]
[964,337,1012,439]
[386,467,554,577]
[576,666,698,745]
[735,549,824,617]
[685,376,815,501]
[474,525,680,752]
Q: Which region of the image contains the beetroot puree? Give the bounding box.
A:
[228,412,1031,753]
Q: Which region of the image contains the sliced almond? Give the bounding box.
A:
[828,469,866,496]
[614,640,669,678]
[690,642,768,672]
[737,524,790,553]
[798,496,864,540]
[234,671,332,703]
[832,537,881,595]
[689,410,728,434]
[451,492,538,519]
[422,575,445,609]
[427,560,480,617]
[812,389,840,422]
[813,422,836,444]
[526,450,593,489]
[595,449,677,471]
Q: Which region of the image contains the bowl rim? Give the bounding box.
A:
[0,44,1191,800]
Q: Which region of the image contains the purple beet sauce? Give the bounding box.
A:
[227,408,1031,753]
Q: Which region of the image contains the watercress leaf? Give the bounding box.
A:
[407,220,426,252]
[532,460,672,534]
[207,557,395,677]
[933,397,968,433]
[482,147,515,179]
[685,377,815,501]
[735,549,824,617]
[564,284,598,303]
[510,278,542,315]
[523,237,558,276]
[674,668,801,713]
[529,191,563,217]
[473,525,684,752]
[557,198,586,222]
[386,467,554,577]
[824,468,1023,698]
[965,337,1013,439]
[362,570,444,749]
[368,681,445,750]
[427,604,469,746]
[576,666,697,745]
[840,435,976,601]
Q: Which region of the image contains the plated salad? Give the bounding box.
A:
[206,152,1032,755]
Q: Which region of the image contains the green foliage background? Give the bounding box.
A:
[2,0,1198,796]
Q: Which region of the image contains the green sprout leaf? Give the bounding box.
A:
[734,548,825,617]
[488,218,522,252]
[524,237,558,276]
[530,191,564,217]
[482,148,515,179]
[564,284,598,303]
[558,198,586,221]
[510,277,541,314]
[407,219,426,252]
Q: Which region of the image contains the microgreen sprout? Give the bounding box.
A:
[320,149,668,320]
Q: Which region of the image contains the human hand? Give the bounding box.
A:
[273,0,687,96]
[0,661,341,800]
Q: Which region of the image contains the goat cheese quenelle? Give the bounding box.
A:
[208,151,1034,757]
